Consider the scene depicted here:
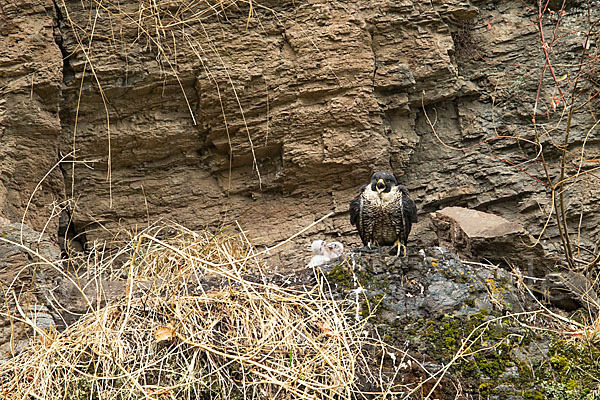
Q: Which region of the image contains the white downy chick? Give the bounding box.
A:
[323,241,344,260]
[307,240,344,267]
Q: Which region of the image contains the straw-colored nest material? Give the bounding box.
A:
[0,223,375,400]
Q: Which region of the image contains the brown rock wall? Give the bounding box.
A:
[0,0,64,238]
[1,0,599,270]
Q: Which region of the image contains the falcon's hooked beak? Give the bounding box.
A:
[376,178,386,193]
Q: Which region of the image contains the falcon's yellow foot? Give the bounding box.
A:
[393,240,407,257]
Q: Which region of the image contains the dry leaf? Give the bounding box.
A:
[317,320,335,337]
[154,323,176,343]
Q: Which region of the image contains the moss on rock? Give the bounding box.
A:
[324,249,600,399]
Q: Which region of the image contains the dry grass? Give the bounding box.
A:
[0,223,385,400]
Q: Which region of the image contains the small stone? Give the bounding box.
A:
[500,366,519,380]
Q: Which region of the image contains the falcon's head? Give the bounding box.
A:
[370,171,397,194]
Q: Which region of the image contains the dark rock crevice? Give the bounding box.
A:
[51,0,74,84]
[57,202,88,260]
[51,0,80,260]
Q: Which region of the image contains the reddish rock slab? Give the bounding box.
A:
[431,206,553,276]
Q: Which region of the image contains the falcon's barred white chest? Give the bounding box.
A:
[361,185,404,245]
[349,171,417,256]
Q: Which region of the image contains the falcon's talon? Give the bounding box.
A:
[392,240,407,257]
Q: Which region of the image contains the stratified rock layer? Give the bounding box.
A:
[1,0,599,270]
[0,0,64,238]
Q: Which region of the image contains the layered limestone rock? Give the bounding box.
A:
[51,1,489,258]
[0,0,65,239]
[0,0,66,354]
[1,0,599,271]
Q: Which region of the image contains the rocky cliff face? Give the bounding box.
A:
[2,0,599,269]
[1,0,64,238]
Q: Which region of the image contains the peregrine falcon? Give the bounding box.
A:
[349,171,417,256]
